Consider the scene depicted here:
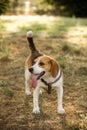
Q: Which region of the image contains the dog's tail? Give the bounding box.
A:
[27,31,37,52]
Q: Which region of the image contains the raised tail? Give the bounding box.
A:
[27,31,37,52]
[26,31,43,64]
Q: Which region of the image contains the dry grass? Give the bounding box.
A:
[0,15,87,130]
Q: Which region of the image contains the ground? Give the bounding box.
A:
[0,15,87,130]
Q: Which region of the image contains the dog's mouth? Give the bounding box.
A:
[31,71,45,88]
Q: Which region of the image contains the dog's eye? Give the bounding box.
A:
[39,62,45,66]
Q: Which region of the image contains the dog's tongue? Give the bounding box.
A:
[31,75,39,88]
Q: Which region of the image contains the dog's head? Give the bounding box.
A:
[29,55,59,79]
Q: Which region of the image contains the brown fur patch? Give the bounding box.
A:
[35,55,59,77]
[25,51,43,68]
[50,58,59,77]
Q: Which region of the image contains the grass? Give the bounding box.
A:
[0,81,14,97]
[3,87,14,97]
[18,18,77,37]
[62,43,82,55]
[0,40,10,61]
[0,15,87,130]
[78,66,87,75]
[19,22,47,35]
[80,114,87,130]
[0,21,5,31]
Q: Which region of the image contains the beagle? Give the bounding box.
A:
[25,31,65,114]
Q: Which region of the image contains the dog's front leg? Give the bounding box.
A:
[57,85,65,114]
[33,86,40,114]
[25,69,31,95]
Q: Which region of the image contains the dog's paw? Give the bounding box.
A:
[25,90,31,96]
[32,107,40,114]
[58,108,65,114]
[27,30,33,38]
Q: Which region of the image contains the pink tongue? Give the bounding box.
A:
[31,75,39,88]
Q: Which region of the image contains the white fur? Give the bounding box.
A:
[27,30,33,38]
[25,63,65,114]
[33,85,40,114]
[25,69,31,95]
[31,63,44,74]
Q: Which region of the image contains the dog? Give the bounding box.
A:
[25,31,65,114]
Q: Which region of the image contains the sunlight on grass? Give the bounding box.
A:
[0,15,54,33]
[1,15,87,40]
[67,25,87,46]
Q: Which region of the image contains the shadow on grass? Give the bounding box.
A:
[32,113,50,130]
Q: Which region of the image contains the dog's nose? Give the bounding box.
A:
[29,67,33,73]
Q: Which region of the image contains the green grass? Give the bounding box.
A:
[56,55,68,69]
[24,98,30,108]
[4,87,14,97]
[19,22,47,36]
[0,16,87,38]
[62,44,71,51]
[62,43,82,55]
[18,19,76,37]
[44,44,53,50]
[0,41,10,61]
[0,21,5,31]
[78,66,87,75]
[0,19,12,31]
[17,17,87,39]
[0,81,14,97]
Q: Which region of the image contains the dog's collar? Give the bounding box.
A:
[40,70,62,94]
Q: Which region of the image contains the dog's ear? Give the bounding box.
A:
[50,59,59,78]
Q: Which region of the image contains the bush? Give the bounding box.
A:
[0,0,9,15]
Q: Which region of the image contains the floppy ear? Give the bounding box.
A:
[50,59,59,78]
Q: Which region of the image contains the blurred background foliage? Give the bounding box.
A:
[0,0,87,17]
[0,0,9,15]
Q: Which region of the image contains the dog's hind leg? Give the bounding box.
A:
[25,69,31,95]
